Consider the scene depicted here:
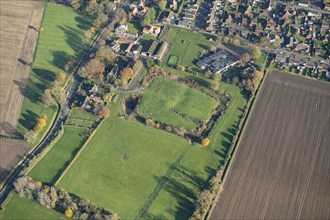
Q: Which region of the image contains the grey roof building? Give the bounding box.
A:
[196,49,239,73]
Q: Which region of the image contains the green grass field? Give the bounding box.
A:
[165,26,215,67]
[28,126,86,185]
[138,77,217,129]
[16,3,92,140]
[167,55,179,66]
[58,117,191,219]
[57,75,247,219]
[0,193,66,220]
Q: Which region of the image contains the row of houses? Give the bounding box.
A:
[178,0,200,27]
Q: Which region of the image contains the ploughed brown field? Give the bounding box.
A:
[0,1,44,136]
[0,139,28,183]
[211,71,330,219]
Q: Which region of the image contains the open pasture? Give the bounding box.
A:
[0,1,44,137]
[211,71,330,219]
[138,77,218,130]
[57,76,247,219]
[28,126,86,185]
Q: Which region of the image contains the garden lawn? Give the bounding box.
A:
[16,3,92,140]
[57,77,247,219]
[0,193,65,219]
[138,77,217,129]
[28,126,86,185]
[66,108,99,128]
[165,26,215,67]
[58,117,191,219]
[127,21,141,33]
[167,55,179,67]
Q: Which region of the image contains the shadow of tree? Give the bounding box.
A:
[52,50,71,71]
[223,43,249,56]
[186,75,211,88]
[75,16,92,31]
[0,167,10,183]
[58,25,86,58]
[18,110,38,133]
[197,43,210,51]
[214,149,227,160]
[160,176,196,219]
[0,122,17,137]
[149,164,206,219]
[220,132,233,142]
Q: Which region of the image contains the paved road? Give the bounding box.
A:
[0,30,101,207]
[276,0,330,15]
[259,45,330,65]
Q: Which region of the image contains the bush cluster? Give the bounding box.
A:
[14,176,118,220]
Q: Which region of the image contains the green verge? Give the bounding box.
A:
[28,126,86,185]
[57,77,247,219]
[16,3,92,141]
[138,77,217,129]
[254,52,267,70]
[0,193,66,220]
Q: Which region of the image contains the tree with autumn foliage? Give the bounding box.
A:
[96,45,116,64]
[103,93,112,103]
[201,137,210,146]
[34,115,47,133]
[133,60,144,74]
[241,53,250,63]
[57,72,66,81]
[120,67,136,81]
[98,106,110,119]
[251,46,261,59]
[250,70,263,90]
[80,58,105,79]
[24,130,38,145]
[65,208,73,218]
[177,65,185,71]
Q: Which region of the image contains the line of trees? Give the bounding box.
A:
[14,176,119,220]
[190,71,262,219]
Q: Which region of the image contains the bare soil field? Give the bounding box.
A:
[0,139,29,183]
[211,71,330,219]
[0,1,44,137]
